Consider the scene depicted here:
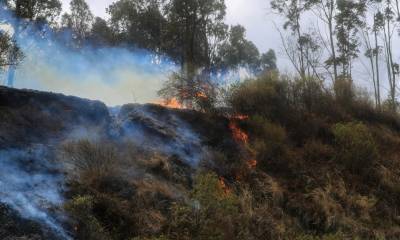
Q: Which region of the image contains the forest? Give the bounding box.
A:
[2,0,400,240]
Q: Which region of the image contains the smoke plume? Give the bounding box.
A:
[0,5,176,106]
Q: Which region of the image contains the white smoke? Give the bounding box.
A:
[0,145,71,239]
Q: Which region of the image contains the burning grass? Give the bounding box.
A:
[6,73,400,239]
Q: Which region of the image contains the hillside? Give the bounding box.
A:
[1,75,400,240]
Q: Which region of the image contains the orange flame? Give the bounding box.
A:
[196,92,208,99]
[154,98,184,109]
[232,114,249,120]
[219,177,231,195]
[229,121,249,144]
[247,159,258,169]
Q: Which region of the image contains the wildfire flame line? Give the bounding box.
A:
[229,115,257,170]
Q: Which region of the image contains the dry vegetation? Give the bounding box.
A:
[61,72,400,240]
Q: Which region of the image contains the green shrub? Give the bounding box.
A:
[247,116,288,171]
[65,195,111,240]
[228,71,291,122]
[332,122,378,174]
[168,172,239,240]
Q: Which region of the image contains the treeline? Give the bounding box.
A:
[271,0,400,112]
[0,0,277,101]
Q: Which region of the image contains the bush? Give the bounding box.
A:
[332,122,378,174]
[62,139,119,183]
[228,72,291,122]
[303,140,334,162]
[65,195,111,240]
[247,116,288,171]
[168,172,239,240]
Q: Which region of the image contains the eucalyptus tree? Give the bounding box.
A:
[306,0,339,83]
[0,32,22,76]
[61,0,93,47]
[335,0,367,79]
[271,0,314,79]
[3,0,61,86]
[108,0,167,54]
[381,0,398,110]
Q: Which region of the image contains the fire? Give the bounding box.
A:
[232,114,249,120]
[218,177,231,195]
[229,115,258,170]
[196,91,208,99]
[154,98,184,109]
[247,159,258,169]
[229,121,249,144]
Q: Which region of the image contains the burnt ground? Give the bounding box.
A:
[0,86,237,239]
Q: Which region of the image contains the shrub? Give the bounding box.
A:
[65,195,111,240]
[168,172,239,240]
[334,78,355,107]
[332,122,378,174]
[303,140,334,162]
[62,139,119,183]
[228,71,291,122]
[247,116,288,171]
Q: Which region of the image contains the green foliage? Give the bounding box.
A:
[61,0,94,45]
[168,172,239,240]
[6,0,62,23]
[65,195,111,240]
[332,122,378,173]
[228,71,290,121]
[192,172,238,212]
[247,116,288,170]
[216,25,276,73]
[0,32,23,70]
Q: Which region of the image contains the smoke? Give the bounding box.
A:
[118,104,206,167]
[0,5,176,106]
[0,145,71,239]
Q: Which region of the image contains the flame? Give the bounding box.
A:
[154,98,184,109]
[196,91,208,99]
[247,159,258,169]
[219,177,231,195]
[232,114,249,120]
[229,121,249,144]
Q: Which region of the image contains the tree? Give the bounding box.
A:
[381,0,398,111]
[108,0,167,53]
[334,0,366,79]
[61,0,94,46]
[216,25,261,72]
[0,32,23,80]
[158,0,228,109]
[271,0,313,78]
[215,25,277,74]
[90,17,114,46]
[307,0,339,83]
[259,49,278,73]
[3,0,61,86]
[5,0,62,24]
[165,0,227,75]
